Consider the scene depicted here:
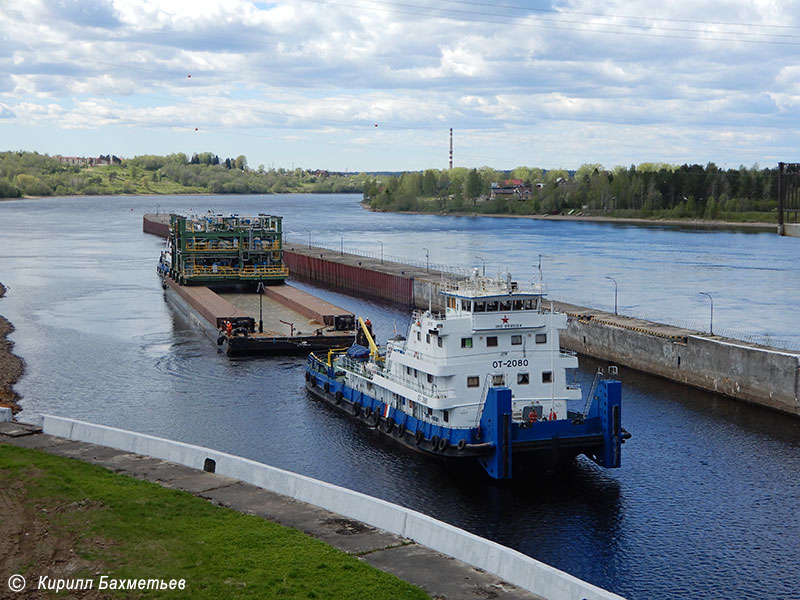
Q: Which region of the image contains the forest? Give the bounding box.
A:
[363,163,780,222]
[0,151,366,198]
[0,151,781,223]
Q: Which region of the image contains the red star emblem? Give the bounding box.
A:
[501,315,509,323]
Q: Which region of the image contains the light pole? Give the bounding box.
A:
[257,281,264,333]
[422,247,429,273]
[307,230,311,247]
[475,255,485,276]
[699,292,714,334]
[606,276,618,315]
[340,234,343,256]
[380,241,384,264]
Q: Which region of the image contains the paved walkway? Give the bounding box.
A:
[1,422,544,600]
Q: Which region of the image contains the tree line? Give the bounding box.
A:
[0,151,366,198]
[363,163,780,222]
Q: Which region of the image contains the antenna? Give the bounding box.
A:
[449,128,453,170]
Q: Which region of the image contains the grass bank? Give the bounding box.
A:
[0,444,429,599]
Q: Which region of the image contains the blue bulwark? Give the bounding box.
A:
[596,379,622,468]
[478,387,514,480]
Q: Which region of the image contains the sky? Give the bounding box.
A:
[1,0,799,172]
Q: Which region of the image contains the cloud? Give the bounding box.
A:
[1,0,799,169]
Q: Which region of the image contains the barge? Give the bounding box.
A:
[306,271,628,480]
[158,213,357,356]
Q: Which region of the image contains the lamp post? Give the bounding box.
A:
[340,234,343,256]
[699,292,714,334]
[605,276,618,315]
[380,241,384,264]
[422,247,429,273]
[257,281,264,333]
[475,255,485,276]
[307,230,311,248]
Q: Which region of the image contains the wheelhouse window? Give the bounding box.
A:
[467,376,480,388]
[492,374,504,386]
[542,371,552,383]
[511,334,522,345]
[517,372,530,385]
[427,373,433,384]
[535,333,547,344]
[486,336,498,347]
[461,337,473,348]
[426,333,430,344]
[416,331,421,341]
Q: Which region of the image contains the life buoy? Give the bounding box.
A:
[334,390,343,404]
[457,438,467,451]
[414,430,424,445]
[437,437,449,452]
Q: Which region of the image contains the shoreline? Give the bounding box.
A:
[0,283,23,414]
[364,203,776,231]
[7,194,777,231]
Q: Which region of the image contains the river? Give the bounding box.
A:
[1,194,798,600]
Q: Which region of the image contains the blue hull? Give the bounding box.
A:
[306,355,625,480]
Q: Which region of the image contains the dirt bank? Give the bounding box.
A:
[0,282,23,414]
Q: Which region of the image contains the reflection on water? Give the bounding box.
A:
[1,195,799,599]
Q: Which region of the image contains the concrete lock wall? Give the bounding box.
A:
[563,319,800,416]
[285,251,414,307]
[39,415,624,600]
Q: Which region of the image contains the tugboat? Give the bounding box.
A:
[305,270,629,480]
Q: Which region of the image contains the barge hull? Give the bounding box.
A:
[163,276,354,357]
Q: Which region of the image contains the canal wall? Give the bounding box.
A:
[143,213,170,238]
[38,414,624,600]
[144,216,800,416]
[283,243,800,417]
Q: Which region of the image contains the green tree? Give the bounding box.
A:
[465,168,482,199]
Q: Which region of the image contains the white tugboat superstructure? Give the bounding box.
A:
[306,270,627,479]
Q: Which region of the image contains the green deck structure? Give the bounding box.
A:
[168,213,289,286]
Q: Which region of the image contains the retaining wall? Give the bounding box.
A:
[143,213,170,238]
[39,415,624,600]
[285,250,414,307]
[285,249,800,417]
[563,320,800,416]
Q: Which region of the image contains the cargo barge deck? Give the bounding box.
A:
[162,276,355,357]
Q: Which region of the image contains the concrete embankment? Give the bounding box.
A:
[16,416,624,600]
[282,242,800,418]
[143,214,800,416]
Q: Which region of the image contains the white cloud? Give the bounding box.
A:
[0,0,799,169]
